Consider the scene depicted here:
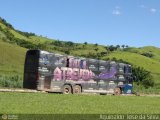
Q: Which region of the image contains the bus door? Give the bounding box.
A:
[39,52,53,90]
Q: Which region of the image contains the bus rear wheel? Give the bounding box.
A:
[63,85,72,94]
[73,85,81,94]
[114,87,121,95]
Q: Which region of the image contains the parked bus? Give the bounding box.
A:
[23,50,134,95]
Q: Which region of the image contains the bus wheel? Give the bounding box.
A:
[73,85,81,94]
[63,85,72,94]
[114,87,121,95]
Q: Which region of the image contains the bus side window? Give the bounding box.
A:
[66,58,69,67]
[128,66,132,73]
[80,60,83,69]
[124,66,127,73]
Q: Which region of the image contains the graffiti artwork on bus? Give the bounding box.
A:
[53,67,95,81]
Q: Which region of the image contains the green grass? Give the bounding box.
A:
[125,46,160,62]
[0,40,27,75]
[0,92,160,114]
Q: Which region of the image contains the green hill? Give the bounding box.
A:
[0,40,26,74]
[102,51,160,83]
[0,17,160,93]
[124,46,160,62]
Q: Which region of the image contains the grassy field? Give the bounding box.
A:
[0,92,160,114]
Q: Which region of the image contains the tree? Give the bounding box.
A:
[100,52,108,56]
[94,48,99,51]
[104,46,109,51]
[121,45,125,49]
[0,17,13,29]
[16,30,36,37]
[116,45,120,49]
[53,41,63,46]
[94,43,98,46]
[108,45,116,51]
[84,42,88,45]
[65,41,74,47]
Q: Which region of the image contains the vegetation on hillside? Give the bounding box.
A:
[0,17,160,93]
[132,66,154,88]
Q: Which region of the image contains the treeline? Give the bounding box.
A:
[0,25,46,50]
[0,17,13,29]
[106,45,129,51]
[50,40,78,54]
[16,30,36,37]
[0,17,36,37]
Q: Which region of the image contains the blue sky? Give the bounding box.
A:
[0,0,160,47]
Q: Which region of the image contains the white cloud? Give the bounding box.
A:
[112,6,121,16]
[150,8,157,13]
[112,10,121,15]
[140,5,147,9]
[139,4,158,14]
[115,6,120,9]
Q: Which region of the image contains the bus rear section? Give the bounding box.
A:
[23,50,40,89]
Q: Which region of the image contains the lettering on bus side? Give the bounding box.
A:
[53,67,95,81]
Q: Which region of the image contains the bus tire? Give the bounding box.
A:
[63,85,72,94]
[114,87,121,95]
[73,85,81,94]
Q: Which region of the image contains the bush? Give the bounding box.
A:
[142,79,154,89]
[132,66,154,88]
[0,75,23,88]
[64,50,70,55]
[0,17,13,29]
[141,52,154,58]
[16,30,35,37]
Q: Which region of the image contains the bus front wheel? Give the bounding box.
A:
[114,87,121,95]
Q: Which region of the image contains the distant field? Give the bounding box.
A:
[0,92,160,114]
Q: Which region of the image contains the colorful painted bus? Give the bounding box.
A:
[23,50,134,95]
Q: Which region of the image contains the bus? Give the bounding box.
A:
[23,50,134,95]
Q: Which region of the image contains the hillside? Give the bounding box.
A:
[0,40,27,75]
[102,51,160,83]
[124,46,160,62]
[0,17,160,92]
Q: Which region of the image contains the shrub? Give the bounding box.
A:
[16,30,35,37]
[132,66,154,88]
[141,52,154,58]
[0,75,23,88]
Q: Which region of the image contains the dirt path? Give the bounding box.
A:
[0,88,160,97]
